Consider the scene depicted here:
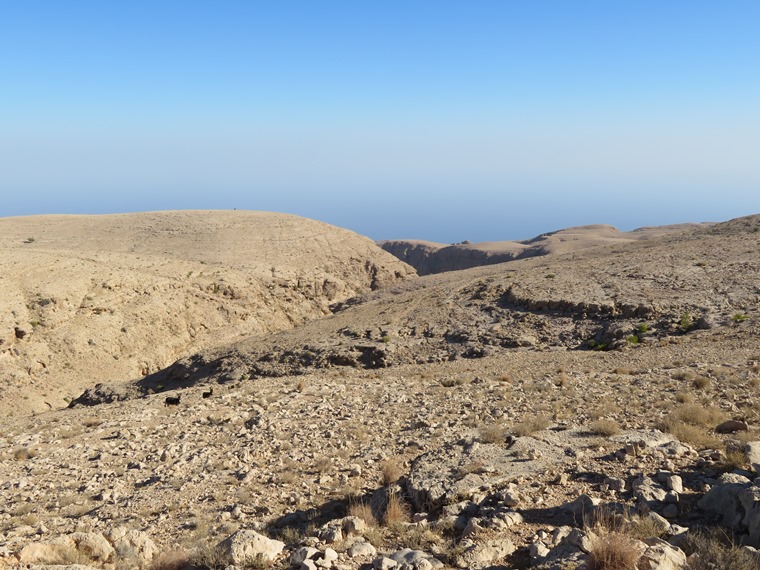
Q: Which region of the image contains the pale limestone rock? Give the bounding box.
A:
[218,529,285,565]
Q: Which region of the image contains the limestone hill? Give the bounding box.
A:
[0,211,414,416]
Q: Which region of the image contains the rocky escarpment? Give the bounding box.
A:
[0,210,414,415]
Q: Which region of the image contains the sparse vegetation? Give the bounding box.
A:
[512,415,551,436]
[587,531,642,570]
[479,422,506,443]
[383,490,411,527]
[681,527,760,570]
[348,501,377,527]
[732,312,750,322]
[381,458,404,486]
[588,419,621,437]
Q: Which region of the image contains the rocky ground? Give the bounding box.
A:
[1,213,759,569]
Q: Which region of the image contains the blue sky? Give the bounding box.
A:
[1,1,758,242]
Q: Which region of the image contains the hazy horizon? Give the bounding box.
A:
[2,1,758,243]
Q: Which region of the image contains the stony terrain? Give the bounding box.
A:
[0,211,414,417]
[1,213,760,570]
[379,223,707,275]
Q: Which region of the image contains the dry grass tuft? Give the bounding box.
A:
[669,403,727,427]
[383,490,411,527]
[478,422,506,444]
[498,373,512,383]
[191,544,228,570]
[675,391,693,404]
[587,531,642,570]
[348,501,377,527]
[659,421,720,450]
[681,527,760,570]
[296,380,305,393]
[380,458,404,486]
[82,417,103,428]
[13,447,36,461]
[588,419,621,437]
[512,415,551,436]
[693,376,711,390]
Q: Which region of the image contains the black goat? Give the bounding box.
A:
[202,388,213,399]
[164,395,181,407]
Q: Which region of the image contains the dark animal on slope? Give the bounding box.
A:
[202,389,213,399]
[164,395,181,407]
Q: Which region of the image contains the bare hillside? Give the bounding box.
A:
[1,213,759,570]
[0,211,414,416]
[380,222,708,275]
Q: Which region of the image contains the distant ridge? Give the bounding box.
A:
[379,222,710,275]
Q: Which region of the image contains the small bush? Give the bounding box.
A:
[693,376,711,390]
[589,419,621,437]
[13,447,36,461]
[191,544,228,570]
[383,490,410,527]
[732,313,750,322]
[381,458,404,486]
[587,531,642,570]
[479,423,505,444]
[681,527,759,570]
[512,415,551,436]
[348,501,377,527]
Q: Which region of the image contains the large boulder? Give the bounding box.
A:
[217,529,285,565]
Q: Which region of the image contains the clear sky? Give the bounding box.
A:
[1,1,758,243]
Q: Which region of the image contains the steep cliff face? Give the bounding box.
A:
[0,210,415,415]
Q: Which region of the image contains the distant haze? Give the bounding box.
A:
[1,1,758,243]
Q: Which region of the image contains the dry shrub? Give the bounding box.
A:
[681,527,760,570]
[614,368,634,375]
[675,391,693,404]
[383,491,410,527]
[669,404,727,427]
[399,525,444,550]
[13,447,36,461]
[589,419,621,437]
[720,445,748,472]
[191,544,228,570]
[498,373,512,383]
[313,457,332,474]
[673,370,697,381]
[348,501,377,527]
[296,380,305,393]
[478,423,505,444]
[660,421,720,450]
[693,376,711,390]
[381,458,404,486]
[82,417,103,428]
[513,415,551,436]
[587,531,642,570]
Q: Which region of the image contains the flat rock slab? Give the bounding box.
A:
[407,428,682,512]
[407,427,597,512]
